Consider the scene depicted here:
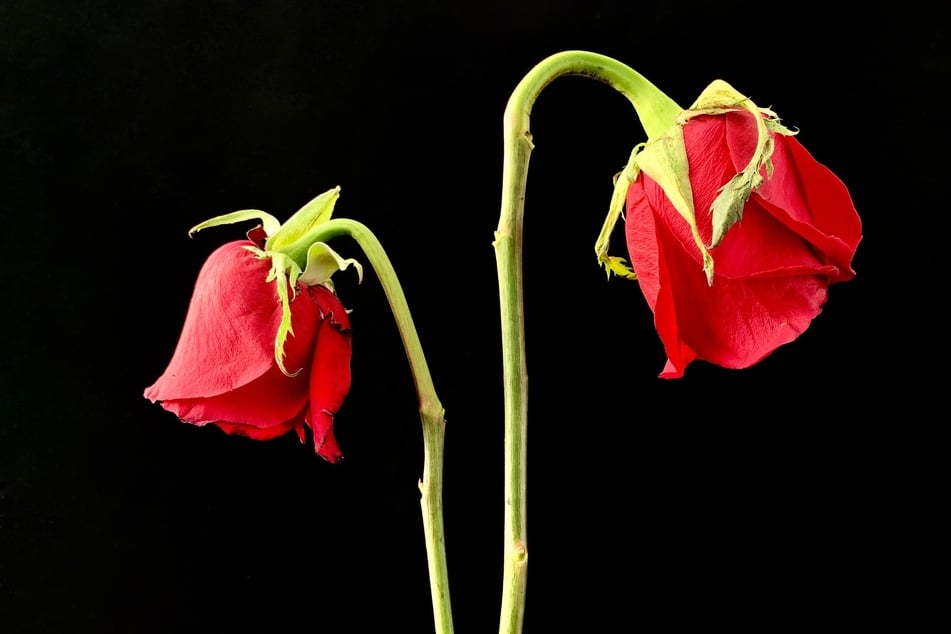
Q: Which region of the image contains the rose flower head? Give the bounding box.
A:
[144,187,362,462]
[598,80,861,378]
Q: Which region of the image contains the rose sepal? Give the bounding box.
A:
[188,209,282,239]
[595,144,641,280]
[299,241,364,287]
[266,186,342,266]
[633,125,716,284]
[186,188,362,377]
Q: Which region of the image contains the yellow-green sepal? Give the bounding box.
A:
[260,250,305,378]
[600,254,637,280]
[299,242,363,287]
[188,209,282,238]
[594,144,642,281]
[251,240,360,379]
[633,125,715,285]
[266,186,341,265]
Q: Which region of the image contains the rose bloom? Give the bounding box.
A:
[144,240,352,462]
[625,110,862,378]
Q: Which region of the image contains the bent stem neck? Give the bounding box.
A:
[494,51,680,634]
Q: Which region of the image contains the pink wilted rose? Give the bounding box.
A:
[145,188,360,461]
[623,81,862,378]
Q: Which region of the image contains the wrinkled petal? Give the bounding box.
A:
[625,178,663,315]
[628,185,832,377]
[156,364,311,429]
[144,241,322,402]
[754,135,862,279]
[213,414,305,441]
[657,213,828,377]
[305,285,352,463]
[720,111,861,278]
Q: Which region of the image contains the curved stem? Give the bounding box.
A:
[309,218,453,634]
[493,51,681,634]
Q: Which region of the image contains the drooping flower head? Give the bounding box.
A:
[597,81,861,378]
[144,187,362,461]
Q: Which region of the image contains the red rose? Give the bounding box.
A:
[144,240,352,462]
[625,110,862,378]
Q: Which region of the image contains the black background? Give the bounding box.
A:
[2,2,947,632]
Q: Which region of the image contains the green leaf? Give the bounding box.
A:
[299,242,363,286]
[188,209,282,238]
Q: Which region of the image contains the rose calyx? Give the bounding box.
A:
[188,186,362,376]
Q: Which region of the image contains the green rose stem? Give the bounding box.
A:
[493,51,681,634]
[309,217,453,634]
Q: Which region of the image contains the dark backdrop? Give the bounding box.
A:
[2,2,947,632]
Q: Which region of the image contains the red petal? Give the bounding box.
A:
[679,115,739,248]
[628,187,832,377]
[755,135,862,279]
[625,177,663,313]
[144,241,322,402]
[156,363,311,428]
[655,214,829,376]
[305,286,352,463]
[672,115,833,279]
[710,196,838,281]
[626,177,697,378]
[721,112,861,278]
